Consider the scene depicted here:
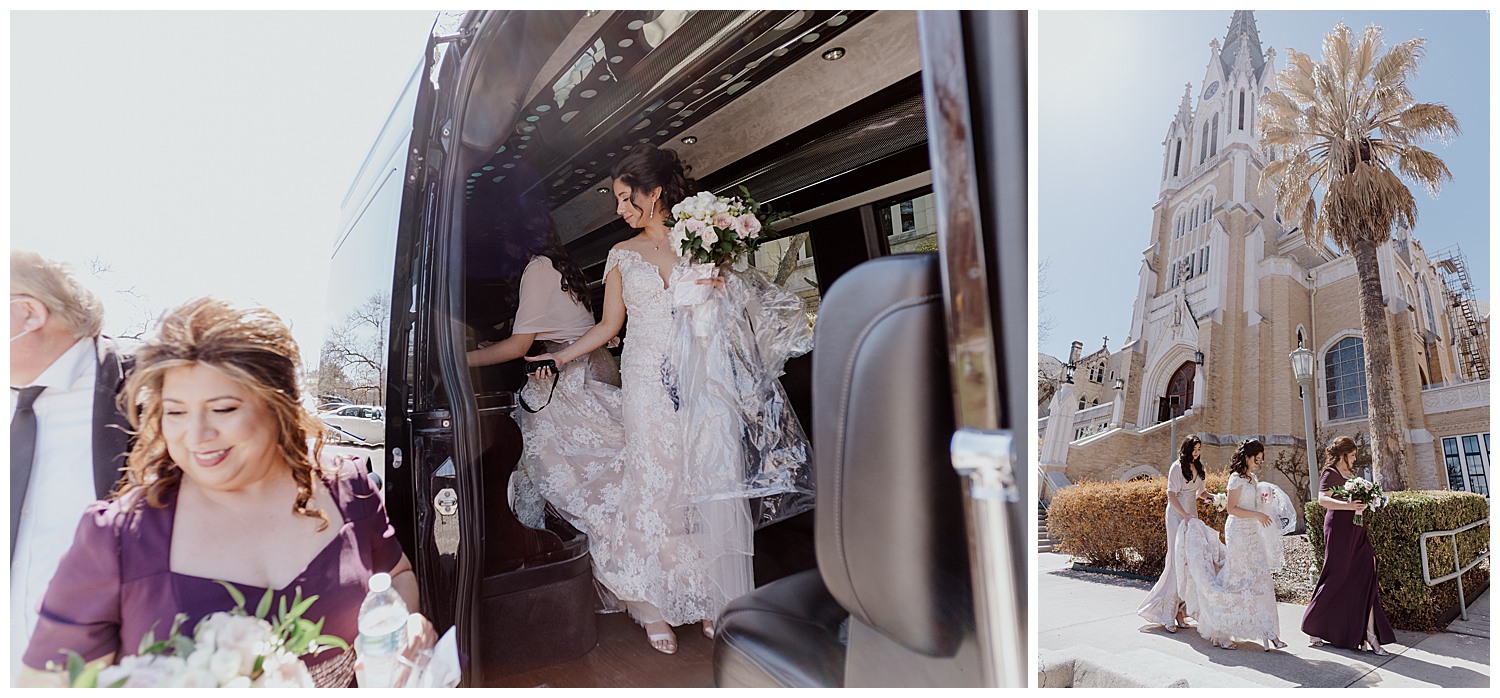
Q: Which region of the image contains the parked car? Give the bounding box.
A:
[319,404,386,445]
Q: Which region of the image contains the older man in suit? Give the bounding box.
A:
[10,250,134,680]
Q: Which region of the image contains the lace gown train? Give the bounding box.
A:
[1178,474,1283,646]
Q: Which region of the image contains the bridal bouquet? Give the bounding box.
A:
[669,188,785,267]
[1209,487,1227,512]
[1330,476,1388,526]
[61,583,346,688]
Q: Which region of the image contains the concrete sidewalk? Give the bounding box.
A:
[1038,552,1491,688]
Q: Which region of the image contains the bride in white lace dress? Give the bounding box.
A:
[527,145,753,655]
[1177,439,1288,651]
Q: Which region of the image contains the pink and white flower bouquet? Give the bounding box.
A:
[669,187,782,267]
[60,583,346,688]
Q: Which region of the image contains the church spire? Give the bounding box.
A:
[1176,82,1193,124]
[1220,10,1266,79]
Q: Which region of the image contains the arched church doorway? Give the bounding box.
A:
[1156,361,1195,423]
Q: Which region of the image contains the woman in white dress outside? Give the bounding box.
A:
[1179,438,1288,651]
[526,145,753,655]
[465,200,625,542]
[1137,436,1211,632]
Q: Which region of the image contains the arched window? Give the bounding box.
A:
[1173,140,1182,176]
[1325,337,1368,420]
[1238,91,1245,130]
[1210,114,1220,156]
[1078,398,1087,411]
[1201,121,1210,163]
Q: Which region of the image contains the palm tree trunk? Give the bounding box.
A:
[1350,238,1407,490]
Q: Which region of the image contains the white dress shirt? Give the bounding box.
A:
[10,336,99,681]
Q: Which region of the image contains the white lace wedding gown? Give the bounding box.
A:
[588,249,755,627]
[1177,473,1284,646]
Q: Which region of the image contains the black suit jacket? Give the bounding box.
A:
[90,336,134,500]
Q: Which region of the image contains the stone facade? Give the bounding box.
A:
[1039,11,1490,508]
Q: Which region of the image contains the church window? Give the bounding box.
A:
[1078,398,1087,411]
[1199,246,1209,275]
[1325,337,1368,420]
[1173,140,1182,176]
[1210,114,1219,156]
[1092,398,1100,407]
[1238,92,1245,130]
[1201,122,1210,163]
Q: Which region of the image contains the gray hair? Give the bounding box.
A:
[10,250,104,339]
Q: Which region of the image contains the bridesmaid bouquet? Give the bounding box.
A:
[60,583,345,688]
[669,188,785,266]
[1330,476,1388,526]
[1209,487,1227,512]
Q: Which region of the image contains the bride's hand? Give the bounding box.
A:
[1258,512,1273,528]
[695,273,726,290]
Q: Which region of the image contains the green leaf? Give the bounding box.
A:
[287,594,319,622]
[73,662,102,688]
[314,634,350,652]
[256,587,275,620]
[66,651,86,686]
[214,580,247,611]
[252,654,265,680]
[137,621,159,656]
[107,676,129,688]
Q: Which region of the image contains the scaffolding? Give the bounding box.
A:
[1431,245,1489,381]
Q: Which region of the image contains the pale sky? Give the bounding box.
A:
[10,11,440,365]
[1039,10,1490,361]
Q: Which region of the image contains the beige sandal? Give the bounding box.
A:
[702,620,717,640]
[645,621,677,655]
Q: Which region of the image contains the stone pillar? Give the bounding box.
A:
[1111,382,1126,428]
[1040,381,1078,501]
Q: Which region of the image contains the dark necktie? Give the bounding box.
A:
[11,385,46,561]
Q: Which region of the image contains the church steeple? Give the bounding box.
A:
[1220,10,1266,80]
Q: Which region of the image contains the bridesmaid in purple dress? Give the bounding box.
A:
[1300,435,1396,654]
[22,299,435,687]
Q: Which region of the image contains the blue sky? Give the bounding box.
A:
[11,12,439,363]
[1038,10,1490,361]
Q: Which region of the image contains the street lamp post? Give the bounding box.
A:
[1289,346,1318,504]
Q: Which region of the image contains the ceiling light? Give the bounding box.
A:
[598,187,609,193]
[822,47,846,61]
[680,135,698,144]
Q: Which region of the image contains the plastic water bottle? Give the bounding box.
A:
[357,572,409,688]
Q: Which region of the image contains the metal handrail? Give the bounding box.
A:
[1419,515,1491,621]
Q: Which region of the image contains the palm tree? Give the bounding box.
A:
[1260,23,1460,491]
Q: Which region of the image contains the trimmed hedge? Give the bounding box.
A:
[1048,474,1229,578]
[1305,490,1489,631]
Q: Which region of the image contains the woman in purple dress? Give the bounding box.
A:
[1301,435,1396,655]
[22,298,434,687]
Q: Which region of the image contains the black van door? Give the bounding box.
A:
[396,10,587,685]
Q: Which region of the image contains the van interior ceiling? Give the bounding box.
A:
[447,9,940,685]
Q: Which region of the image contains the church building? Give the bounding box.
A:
[1039,11,1490,508]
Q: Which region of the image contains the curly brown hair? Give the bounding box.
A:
[612,144,698,222]
[115,298,332,528]
[1324,435,1358,470]
[1177,435,1205,483]
[1229,438,1265,478]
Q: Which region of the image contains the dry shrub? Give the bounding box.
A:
[1049,472,1230,578]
